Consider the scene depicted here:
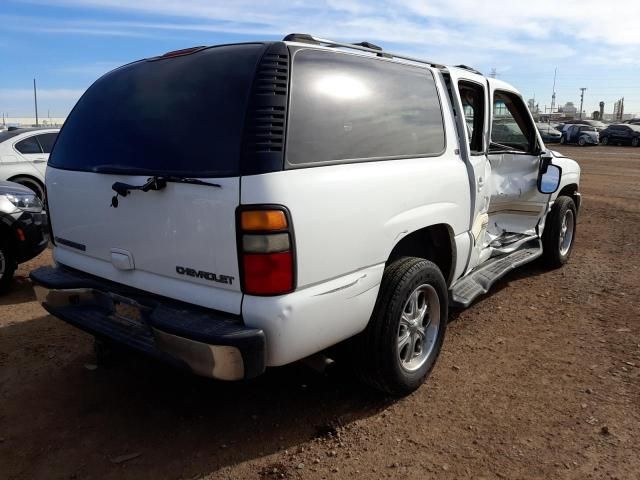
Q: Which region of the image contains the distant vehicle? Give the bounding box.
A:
[536,123,562,143]
[0,181,49,292]
[562,119,606,132]
[622,118,640,125]
[560,124,599,146]
[0,127,60,199]
[599,124,640,147]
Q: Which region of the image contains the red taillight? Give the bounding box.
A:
[237,207,295,296]
[243,252,294,295]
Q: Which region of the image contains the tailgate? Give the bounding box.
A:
[47,168,242,314]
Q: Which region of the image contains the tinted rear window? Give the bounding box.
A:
[286,49,445,166]
[37,133,58,153]
[16,136,42,154]
[49,44,265,177]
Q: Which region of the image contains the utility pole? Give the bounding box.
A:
[579,87,587,120]
[33,78,39,127]
[551,67,557,115]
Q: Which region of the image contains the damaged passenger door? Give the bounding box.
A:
[486,84,549,245]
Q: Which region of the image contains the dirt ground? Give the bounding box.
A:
[1,145,639,480]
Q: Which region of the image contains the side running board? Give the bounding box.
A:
[450,239,543,308]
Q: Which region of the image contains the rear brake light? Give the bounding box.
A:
[243,252,294,295]
[237,207,295,296]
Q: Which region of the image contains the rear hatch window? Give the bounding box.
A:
[49,43,266,177]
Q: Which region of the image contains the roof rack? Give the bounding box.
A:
[454,64,483,76]
[282,33,446,69]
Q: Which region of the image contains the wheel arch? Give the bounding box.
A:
[7,174,45,198]
[556,183,581,212]
[386,223,456,286]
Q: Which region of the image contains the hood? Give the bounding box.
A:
[0,180,38,195]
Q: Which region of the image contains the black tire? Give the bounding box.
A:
[578,137,586,146]
[542,196,577,268]
[560,135,566,145]
[632,137,640,147]
[350,257,448,396]
[10,176,45,200]
[0,240,17,294]
[601,136,609,146]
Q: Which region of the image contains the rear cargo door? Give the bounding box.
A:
[46,43,269,314]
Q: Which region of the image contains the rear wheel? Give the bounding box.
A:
[350,257,448,396]
[542,196,577,268]
[10,176,45,200]
[601,136,609,146]
[578,137,586,146]
[0,240,16,293]
[632,137,639,147]
[560,135,566,145]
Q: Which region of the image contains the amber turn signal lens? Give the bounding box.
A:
[241,210,287,231]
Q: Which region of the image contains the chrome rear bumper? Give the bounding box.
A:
[31,267,265,381]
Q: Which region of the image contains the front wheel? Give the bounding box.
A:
[560,135,566,145]
[350,257,448,396]
[601,136,609,146]
[632,137,639,147]
[578,137,587,146]
[542,196,577,268]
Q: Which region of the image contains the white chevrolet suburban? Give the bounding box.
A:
[31,34,581,396]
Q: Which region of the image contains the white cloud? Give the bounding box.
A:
[21,0,640,48]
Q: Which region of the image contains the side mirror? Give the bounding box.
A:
[539,152,553,174]
[538,163,562,194]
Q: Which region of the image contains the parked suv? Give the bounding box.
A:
[31,35,581,396]
[0,127,60,199]
[561,119,606,132]
[599,124,640,147]
[560,124,599,146]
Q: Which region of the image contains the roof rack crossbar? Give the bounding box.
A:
[282,33,446,69]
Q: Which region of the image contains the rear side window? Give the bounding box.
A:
[49,44,266,177]
[15,136,42,154]
[286,49,445,166]
[36,133,58,153]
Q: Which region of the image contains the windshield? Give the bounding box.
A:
[49,43,265,177]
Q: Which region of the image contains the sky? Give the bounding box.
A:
[1,0,639,118]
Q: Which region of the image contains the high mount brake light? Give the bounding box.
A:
[153,46,207,60]
[237,207,295,296]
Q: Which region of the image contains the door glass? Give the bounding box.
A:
[491,91,535,153]
[459,81,485,154]
[15,136,43,154]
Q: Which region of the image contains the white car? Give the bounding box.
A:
[31,34,581,396]
[0,127,60,198]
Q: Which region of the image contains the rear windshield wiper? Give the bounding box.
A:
[110,175,221,208]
